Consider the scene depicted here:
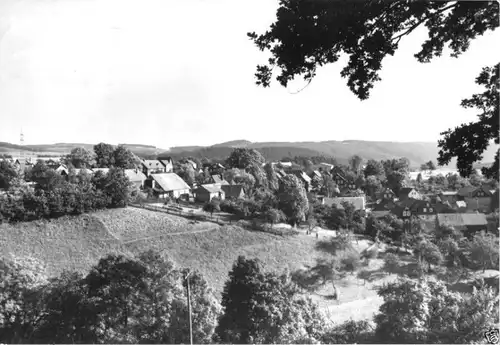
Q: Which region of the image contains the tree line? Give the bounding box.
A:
[0,249,497,344]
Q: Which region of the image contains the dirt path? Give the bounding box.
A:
[122,226,220,245]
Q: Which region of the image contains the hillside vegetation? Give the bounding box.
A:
[0,207,331,295]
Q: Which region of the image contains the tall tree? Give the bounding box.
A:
[364,159,385,179]
[64,147,95,168]
[0,161,18,190]
[93,143,115,168]
[263,163,279,191]
[102,168,132,207]
[438,63,499,178]
[225,148,265,170]
[113,145,138,169]
[348,155,364,175]
[278,174,309,227]
[375,277,499,344]
[216,256,325,344]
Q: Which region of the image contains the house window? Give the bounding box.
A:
[429,208,433,213]
[423,208,427,212]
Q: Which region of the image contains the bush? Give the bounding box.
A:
[383,253,399,274]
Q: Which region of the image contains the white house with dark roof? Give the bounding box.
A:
[147,173,191,199]
[142,160,166,176]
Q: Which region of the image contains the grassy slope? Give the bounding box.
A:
[0,208,331,295]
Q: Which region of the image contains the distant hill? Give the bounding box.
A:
[163,140,497,168]
[0,142,168,158]
[211,140,252,148]
[1,139,496,168]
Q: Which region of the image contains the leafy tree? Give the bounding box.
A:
[320,173,336,197]
[383,253,399,274]
[321,319,373,344]
[468,231,499,272]
[262,208,286,229]
[348,155,364,175]
[382,158,410,195]
[216,256,325,344]
[375,277,499,344]
[340,250,361,275]
[248,1,498,99]
[439,63,499,178]
[263,163,279,191]
[364,159,385,179]
[420,160,437,173]
[278,174,309,227]
[247,163,267,188]
[0,161,18,190]
[0,256,48,343]
[416,173,423,183]
[93,143,115,168]
[225,148,265,170]
[414,240,443,271]
[29,161,65,191]
[64,147,95,168]
[102,168,132,207]
[113,145,138,169]
[203,199,221,217]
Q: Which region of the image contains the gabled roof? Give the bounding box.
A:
[399,187,417,196]
[471,185,494,197]
[437,213,488,227]
[457,186,476,197]
[211,175,229,185]
[124,169,147,182]
[198,184,224,194]
[151,173,191,192]
[221,184,245,198]
[142,160,164,169]
[324,196,365,210]
[160,159,173,167]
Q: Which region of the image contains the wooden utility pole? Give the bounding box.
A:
[185,270,193,345]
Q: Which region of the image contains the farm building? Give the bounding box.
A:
[147,173,191,199]
[194,184,225,203]
[322,196,366,211]
[437,213,488,238]
[210,174,230,185]
[221,184,245,199]
[125,169,147,188]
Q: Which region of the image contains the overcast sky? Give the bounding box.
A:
[1,0,499,149]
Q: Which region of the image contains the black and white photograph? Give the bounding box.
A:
[0,0,499,343]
